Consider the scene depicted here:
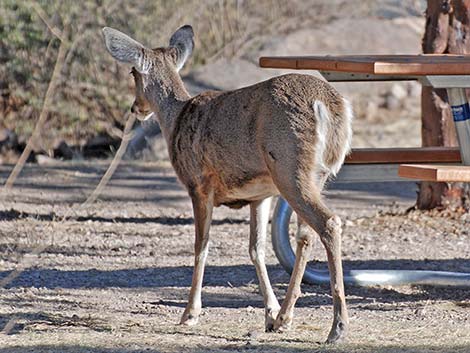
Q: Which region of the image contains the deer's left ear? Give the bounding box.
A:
[169,25,194,71]
[102,27,151,74]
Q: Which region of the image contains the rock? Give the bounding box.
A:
[365,101,379,120]
[382,84,408,110]
[246,306,255,313]
[0,128,18,149]
[384,95,401,110]
[408,81,421,98]
[390,83,408,101]
[0,129,9,143]
[83,134,120,158]
[53,140,74,160]
[36,154,57,165]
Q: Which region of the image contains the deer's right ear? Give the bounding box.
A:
[169,25,194,71]
[102,27,150,73]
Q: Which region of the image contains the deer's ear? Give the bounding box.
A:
[169,25,194,71]
[102,27,150,73]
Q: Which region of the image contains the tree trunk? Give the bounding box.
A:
[418,0,470,209]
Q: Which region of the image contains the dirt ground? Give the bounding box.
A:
[0,161,469,353]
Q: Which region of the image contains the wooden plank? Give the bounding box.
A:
[320,71,419,82]
[337,163,462,183]
[337,164,405,182]
[346,147,461,164]
[398,164,470,182]
[259,55,470,75]
[258,57,300,70]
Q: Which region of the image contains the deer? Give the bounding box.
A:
[102,25,353,344]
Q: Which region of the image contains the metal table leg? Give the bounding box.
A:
[446,88,470,165]
[271,197,470,286]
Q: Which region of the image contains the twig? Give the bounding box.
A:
[83,113,136,205]
[1,317,17,334]
[2,27,69,190]
[30,1,65,42]
[30,1,64,41]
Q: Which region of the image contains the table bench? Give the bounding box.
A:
[260,55,470,286]
[343,147,462,182]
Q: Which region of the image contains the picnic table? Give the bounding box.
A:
[260,55,470,286]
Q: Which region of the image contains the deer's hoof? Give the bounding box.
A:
[264,307,280,332]
[325,319,348,344]
[180,312,199,326]
[272,313,292,332]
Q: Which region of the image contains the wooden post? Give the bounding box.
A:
[418,0,470,209]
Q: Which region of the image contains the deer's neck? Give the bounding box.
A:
[149,72,190,143]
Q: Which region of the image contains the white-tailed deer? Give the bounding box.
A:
[102,25,353,343]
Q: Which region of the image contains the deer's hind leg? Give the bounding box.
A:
[249,197,281,331]
[267,153,348,343]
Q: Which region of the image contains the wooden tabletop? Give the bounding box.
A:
[399,164,470,182]
[259,55,470,75]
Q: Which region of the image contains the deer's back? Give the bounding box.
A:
[169,74,351,206]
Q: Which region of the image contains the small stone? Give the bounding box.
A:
[408,81,421,98]
[246,305,255,313]
[414,307,426,316]
[385,95,401,110]
[390,83,408,100]
[53,140,74,159]
[36,154,57,165]
[246,330,260,338]
[365,101,378,120]
[0,128,18,148]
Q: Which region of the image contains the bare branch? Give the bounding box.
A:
[2,26,69,190]
[83,113,137,205]
[30,1,65,42]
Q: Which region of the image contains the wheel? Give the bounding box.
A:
[270,197,470,286]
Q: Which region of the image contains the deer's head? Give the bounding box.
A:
[102,26,194,121]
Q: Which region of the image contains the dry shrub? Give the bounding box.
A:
[0,0,423,153]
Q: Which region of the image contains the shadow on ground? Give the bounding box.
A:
[1,344,469,353]
[0,162,419,207]
[0,209,248,225]
[1,261,468,307]
[0,312,111,335]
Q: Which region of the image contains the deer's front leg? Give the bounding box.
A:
[249,197,281,331]
[180,190,214,326]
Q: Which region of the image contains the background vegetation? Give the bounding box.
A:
[0,0,420,156]
[0,0,289,153]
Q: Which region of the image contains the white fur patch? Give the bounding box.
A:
[143,112,154,121]
[137,53,151,74]
[135,112,154,122]
[311,98,354,179]
[312,100,329,172]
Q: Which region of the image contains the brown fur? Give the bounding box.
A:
[137,71,349,208]
[103,25,352,343]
